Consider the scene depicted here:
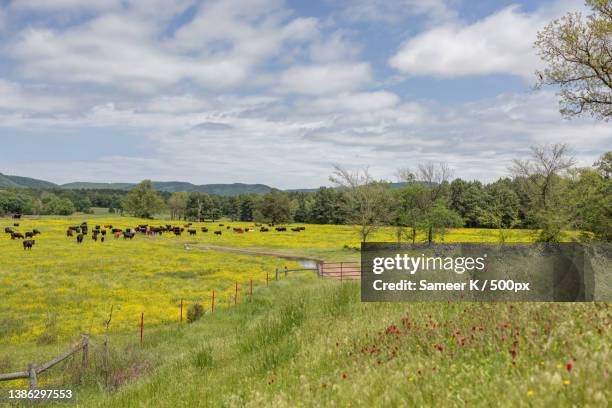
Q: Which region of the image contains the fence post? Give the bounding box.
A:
[180,298,183,323]
[140,312,144,346]
[28,363,37,391]
[284,266,288,278]
[211,290,215,313]
[82,339,89,369]
[234,282,238,305]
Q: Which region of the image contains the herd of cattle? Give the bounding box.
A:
[3,219,307,250]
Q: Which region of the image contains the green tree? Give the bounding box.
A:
[330,166,391,242]
[535,0,612,120]
[168,192,188,220]
[185,192,213,221]
[122,180,165,219]
[260,190,293,223]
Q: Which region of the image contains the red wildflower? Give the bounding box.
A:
[511,348,517,357]
[566,363,572,372]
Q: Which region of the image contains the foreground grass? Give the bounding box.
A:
[2,277,604,407]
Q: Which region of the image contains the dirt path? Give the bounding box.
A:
[149,235,325,263]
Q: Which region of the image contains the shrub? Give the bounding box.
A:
[187,303,205,323]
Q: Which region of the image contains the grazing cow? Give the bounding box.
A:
[114,232,122,239]
[32,229,41,235]
[226,226,230,230]
[184,223,192,228]
[123,232,135,240]
[233,228,244,234]
[101,237,105,243]
[112,228,122,233]
[260,227,269,232]
[95,225,101,230]
[275,227,287,232]
[67,229,74,237]
[92,234,98,242]
[13,223,19,227]
[23,240,35,250]
[25,231,34,238]
[76,234,84,244]
[299,227,306,231]
[214,231,222,236]
[104,224,113,229]
[201,227,209,232]
[5,227,13,234]
[101,230,107,236]
[188,229,197,236]
[11,233,24,239]
[218,223,224,226]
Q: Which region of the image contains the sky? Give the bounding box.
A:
[0,0,609,189]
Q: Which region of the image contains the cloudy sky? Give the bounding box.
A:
[0,0,609,188]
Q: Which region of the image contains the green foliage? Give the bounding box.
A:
[260,189,292,223]
[535,0,612,120]
[122,180,165,219]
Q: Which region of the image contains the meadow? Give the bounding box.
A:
[0,215,608,407]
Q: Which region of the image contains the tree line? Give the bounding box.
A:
[1,147,610,242]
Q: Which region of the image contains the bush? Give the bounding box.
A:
[187,303,204,323]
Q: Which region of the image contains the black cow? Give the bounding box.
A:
[23,240,35,250]
[214,231,222,236]
[76,234,84,244]
[101,230,107,236]
[260,227,269,232]
[123,232,135,240]
[11,233,24,239]
[201,227,209,232]
[67,229,74,237]
[291,227,301,232]
[92,234,98,242]
[5,227,13,234]
[188,229,197,236]
[32,229,41,235]
[13,223,19,227]
[25,231,34,238]
[275,227,287,232]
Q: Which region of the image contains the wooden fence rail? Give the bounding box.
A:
[0,337,89,390]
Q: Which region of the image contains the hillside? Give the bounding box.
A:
[22,276,608,407]
[0,173,274,196]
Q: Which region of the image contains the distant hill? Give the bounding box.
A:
[61,181,273,195]
[0,173,275,196]
[0,173,59,189]
[0,173,413,196]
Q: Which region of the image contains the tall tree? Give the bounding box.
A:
[122,180,165,219]
[535,0,612,120]
[167,192,188,220]
[330,166,390,242]
[260,190,293,223]
[511,144,575,242]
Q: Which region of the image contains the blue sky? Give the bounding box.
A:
[0,0,609,188]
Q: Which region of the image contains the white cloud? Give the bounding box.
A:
[0,79,74,112]
[309,91,400,112]
[342,0,456,24]
[11,0,122,12]
[8,0,321,92]
[389,4,572,79]
[278,63,372,95]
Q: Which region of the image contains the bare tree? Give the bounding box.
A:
[330,166,390,243]
[511,143,576,241]
[511,144,575,209]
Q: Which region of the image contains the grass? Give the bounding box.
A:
[2,277,606,407]
[0,215,605,407]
